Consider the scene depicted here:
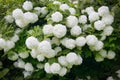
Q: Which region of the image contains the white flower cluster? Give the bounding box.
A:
[14,59,33,77]
[0,34,19,52]
[25,36,56,60]
[44,63,67,76]
[95,49,116,62]
[4,0,115,78]
[44,52,82,76]
[5,1,49,28]
[43,24,67,38]
[60,3,76,15]
[58,52,82,68]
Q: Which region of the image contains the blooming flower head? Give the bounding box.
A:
[61,38,76,49]
[98,6,110,16]
[102,26,114,36]
[43,24,53,35]
[70,25,82,36]
[66,52,78,65]
[53,24,67,38]
[107,50,116,59]
[22,1,33,11]
[24,63,34,71]
[75,36,86,47]
[69,8,76,15]
[25,36,39,49]
[89,12,99,22]
[12,8,23,19]
[86,35,98,46]
[60,4,69,11]
[94,20,105,31]
[66,16,78,28]
[51,12,63,22]
[79,15,87,24]
[50,63,61,74]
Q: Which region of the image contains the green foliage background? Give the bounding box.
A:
[0,0,120,80]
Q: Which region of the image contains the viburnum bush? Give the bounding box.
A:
[0,0,120,80]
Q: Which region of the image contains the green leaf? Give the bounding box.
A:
[0,21,14,39]
[48,58,57,64]
[74,48,82,55]
[0,68,9,79]
[57,49,71,56]
[27,25,44,41]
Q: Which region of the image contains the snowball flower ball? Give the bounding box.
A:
[70,25,82,36]
[79,15,87,24]
[94,41,104,51]
[44,49,56,58]
[44,63,51,73]
[60,4,69,11]
[17,59,25,68]
[22,1,33,11]
[53,24,67,38]
[5,15,14,23]
[85,6,95,14]
[34,7,41,15]
[98,6,110,16]
[62,38,76,49]
[94,20,105,31]
[75,37,86,47]
[99,49,107,58]
[102,14,114,25]
[51,12,63,22]
[86,35,98,46]
[69,8,76,15]
[0,38,6,49]
[43,24,53,35]
[58,56,68,67]
[66,52,78,65]
[37,54,45,62]
[59,67,67,76]
[15,19,28,28]
[12,8,23,19]
[107,50,116,59]
[40,7,48,17]
[75,55,83,65]
[66,16,78,28]
[30,49,40,58]
[55,47,62,53]
[50,63,61,74]
[89,12,99,22]
[24,63,34,71]
[38,40,52,54]
[103,26,114,36]
[24,12,38,23]
[25,36,39,49]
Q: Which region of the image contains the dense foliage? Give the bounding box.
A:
[0,0,120,80]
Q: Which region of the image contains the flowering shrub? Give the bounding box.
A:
[0,0,120,80]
